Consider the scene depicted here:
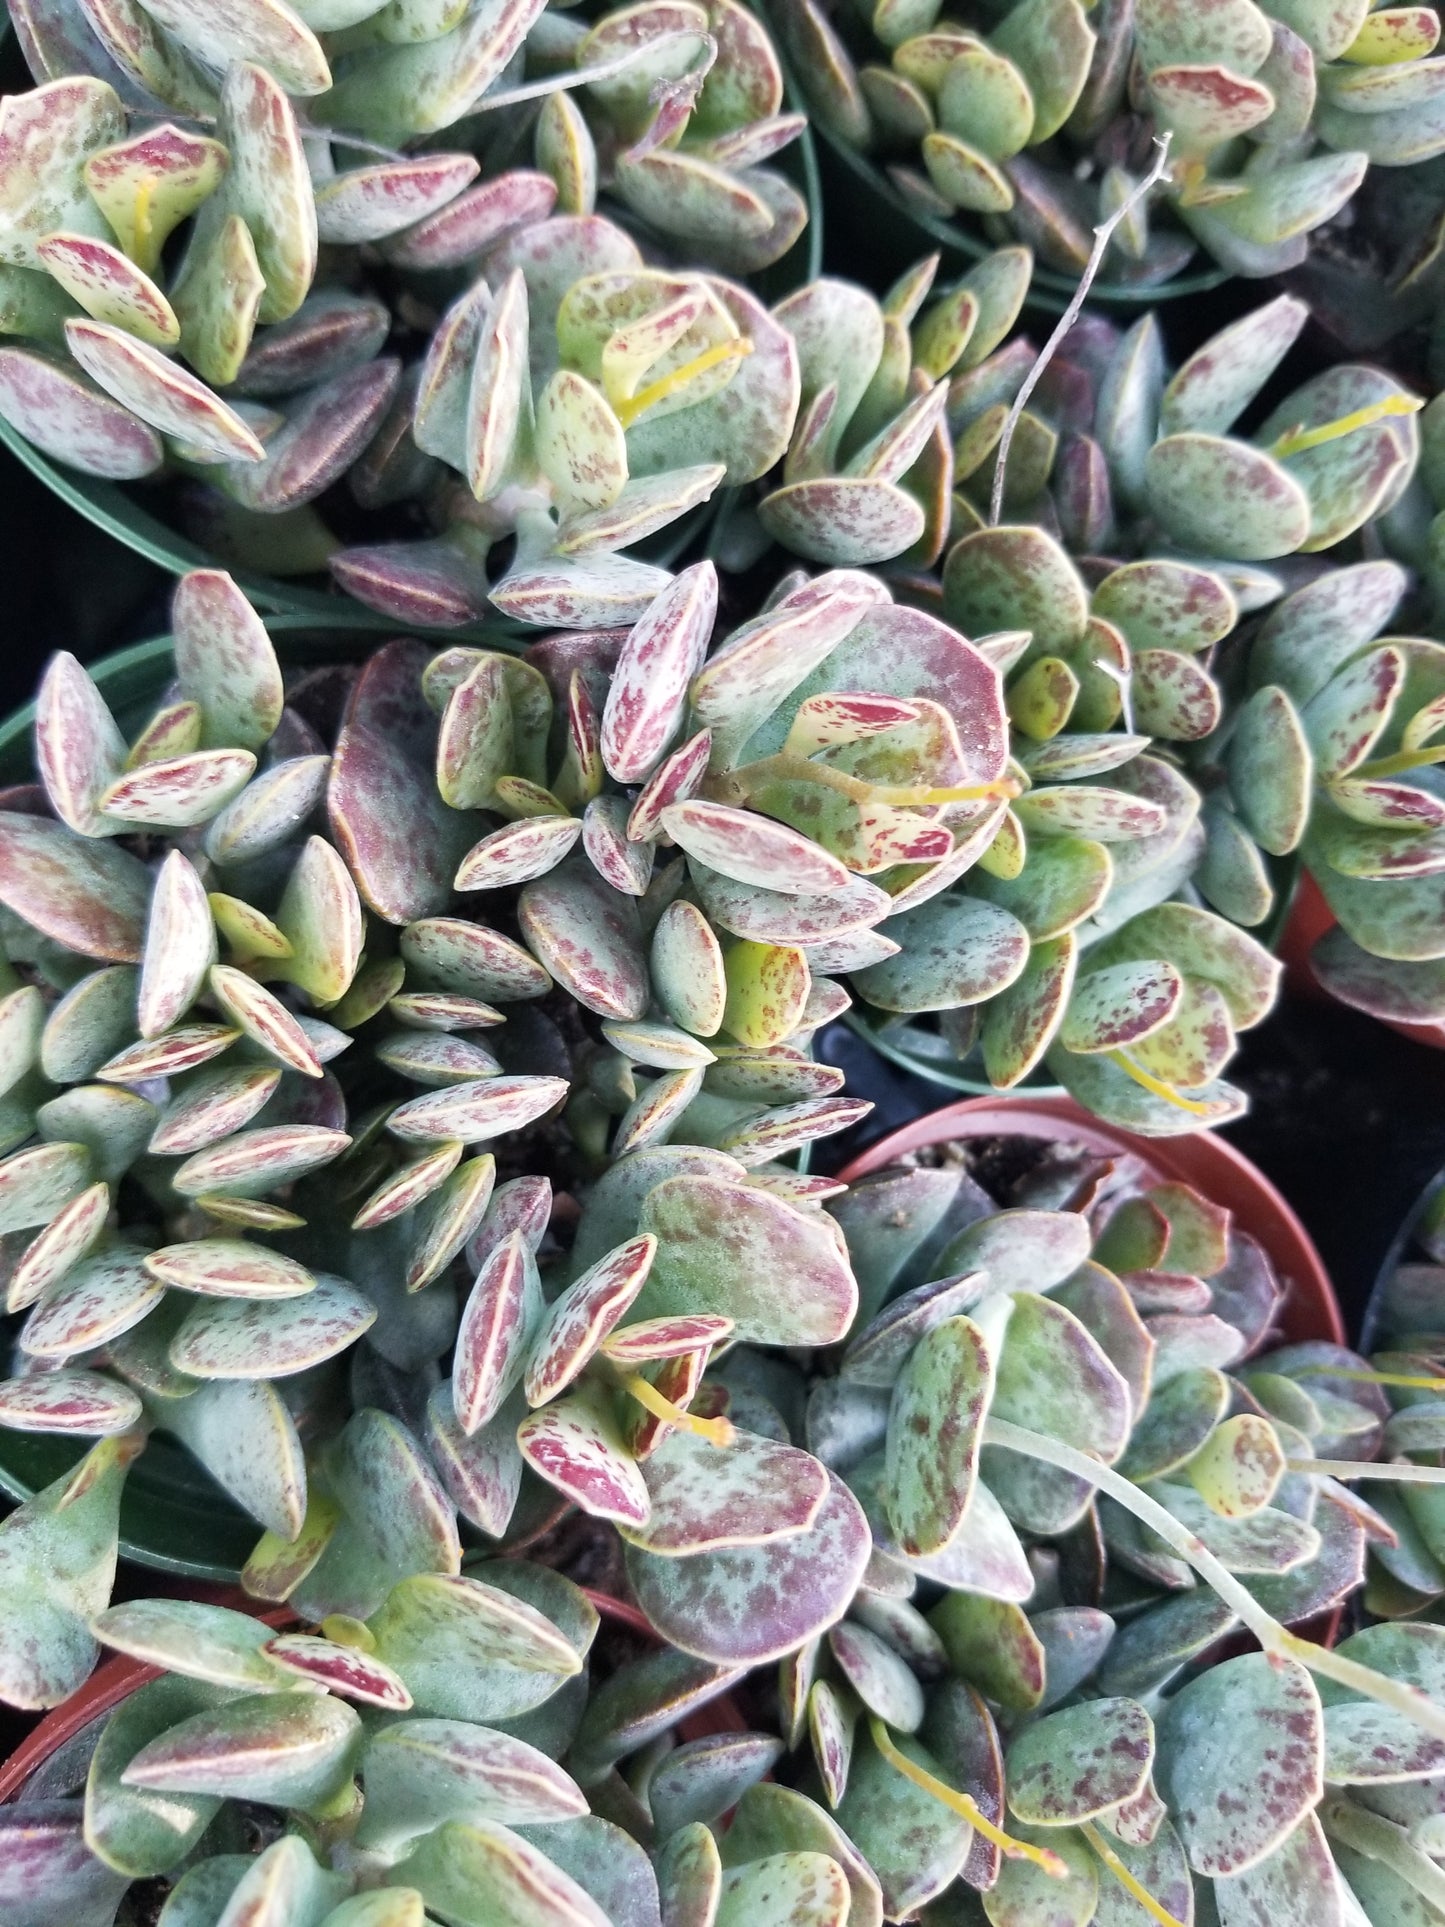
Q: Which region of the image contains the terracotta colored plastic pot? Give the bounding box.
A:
[838,1094,1347,1651]
[1280,871,1445,1054]
[837,1092,1344,1348]
[0,1587,741,1806]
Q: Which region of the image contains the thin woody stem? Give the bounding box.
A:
[983,1418,1445,1744]
[989,134,1172,526]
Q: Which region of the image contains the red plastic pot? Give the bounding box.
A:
[0,1587,741,1807]
[839,1094,1347,1650]
[1280,871,1445,1054]
[837,1093,1344,1346]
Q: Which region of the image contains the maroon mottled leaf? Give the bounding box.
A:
[6,1179,110,1311]
[263,1633,411,1709]
[517,1386,651,1524]
[454,1232,543,1434]
[627,1470,872,1664]
[0,810,149,961]
[601,1314,734,1363]
[524,1235,656,1405]
[329,641,479,926]
[381,169,558,270]
[35,650,127,837]
[519,857,649,1019]
[314,152,479,244]
[625,1427,830,1555]
[400,917,553,1002]
[143,1239,315,1298]
[664,801,852,897]
[168,1272,375,1377]
[0,1367,140,1434]
[0,346,162,479]
[601,562,717,784]
[583,795,653,896]
[388,1074,567,1147]
[98,1024,239,1083]
[65,317,264,461]
[99,748,256,828]
[170,1124,349,1198]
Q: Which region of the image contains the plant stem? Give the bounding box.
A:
[1289,1457,1445,1485]
[1269,394,1422,462]
[1322,1797,1445,1912]
[989,134,1172,526]
[1106,1051,1217,1117]
[983,1418,1445,1743]
[1081,1822,1187,1927]
[866,1718,1067,1878]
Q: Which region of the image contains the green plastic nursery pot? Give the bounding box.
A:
[836,1093,1345,1347]
[0,1590,742,1805]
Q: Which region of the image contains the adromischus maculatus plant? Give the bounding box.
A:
[11,1125,1445,1927]
[771,0,1445,285]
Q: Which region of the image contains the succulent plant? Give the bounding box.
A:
[770,0,1445,287]
[12,1118,1445,1927]
[752,243,1032,568]
[0,0,812,601]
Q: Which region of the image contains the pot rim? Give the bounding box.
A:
[835,1092,1344,1347]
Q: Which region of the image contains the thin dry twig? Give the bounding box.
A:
[990,133,1173,527]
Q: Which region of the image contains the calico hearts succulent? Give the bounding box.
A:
[770,0,1445,286]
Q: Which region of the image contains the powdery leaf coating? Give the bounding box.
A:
[98,747,256,828]
[0,77,124,269]
[19,1244,163,1359]
[97,1023,238,1082]
[627,1469,872,1665]
[314,152,479,243]
[0,347,162,479]
[401,917,553,1002]
[884,1313,994,1557]
[6,1179,110,1310]
[625,1427,830,1555]
[456,816,583,890]
[121,1693,361,1808]
[1005,1697,1155,1825]
[171,569,285,751]
[169,1123,349,1197]
[1156,1652,1323,1876]
[136,851,214,1041]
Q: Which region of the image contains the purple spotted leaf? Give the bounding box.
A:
[601,563,718,784]
[66,317,264,461]
[664,801,854,898]
[601,1314,735,1363]
[648,1733,784,1841]
[466,1174,553,1272]
[143,1239,315,1298]
[519,857,649,1020]
[884,1313,994,1557]
[427,1378,525,1538]
[650,900,727,1036]
[120,1692,362,1810]
[492,553,674,630]
[97,1024,239,1084]
[169,1123,349,1197]
[0,1368,140,1434]
[1157,1653,1323,1876]
[401,916,552,1002]
[717,1095,872,1166]
[356,1716,586,1856]
[262,1634,411,1710]
[624,1428,830,1555]
[34,650,127,837]
[454,1232,544,1434]
[203,755,330,866]
[704,1049,845,1103]
[517,1386,651,1525]
[148,1067,281,1159]
[92,1597,295,1692]
[388,1073,566,1147]
[992,1292,1132,1460]
[98,747,256,829]
[168,1272,375,1378]
[0,347,163,479]
[0,1802,130,1927]
[18,1243,163,1360]
[626,1469,872,1666]
[6,1178,110,1310]
[635,1174,857,1345]
[583,794,654,896]
[0,810,150,960]
[396,1820,609,1927]
[1006,1697,1154,1825]
[0,1140,93,1235]
[314,152,479,244]
[524,1234,656,1406]
[406,1153,497,1292]
[135,851,214,1041]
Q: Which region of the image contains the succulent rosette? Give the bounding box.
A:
[10,1120,1442,1926]
[752,243,1032,569]
[770,0,1445,289]
[0,0,813,600]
